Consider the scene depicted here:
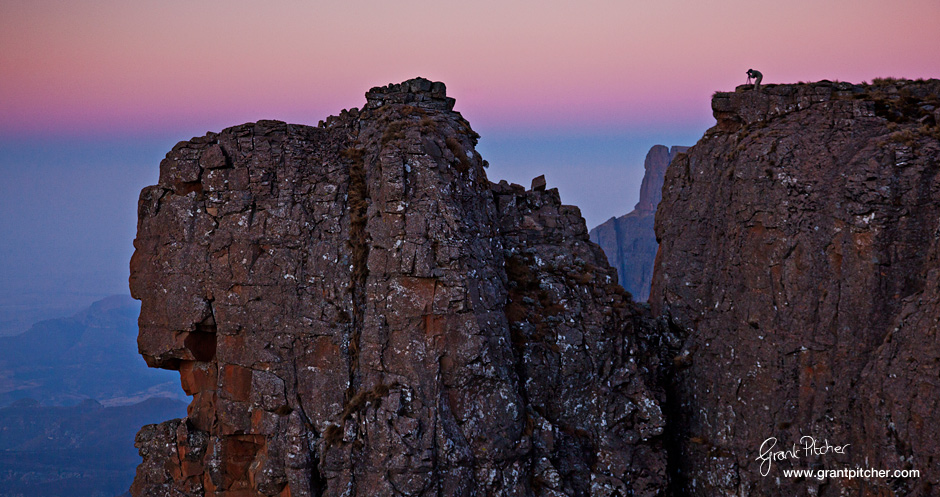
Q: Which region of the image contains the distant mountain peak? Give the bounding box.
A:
[590,144,689,301]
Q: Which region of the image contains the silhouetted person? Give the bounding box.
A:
[747,69,763,91]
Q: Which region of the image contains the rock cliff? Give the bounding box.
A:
[130,76,940,497]
[652,79,940,496]
[129,78,667,497]
[590,145,688,302]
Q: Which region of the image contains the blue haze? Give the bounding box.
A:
[0,124,704,334]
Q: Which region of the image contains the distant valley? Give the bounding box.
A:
[0,295,187,496]
[0,294,185,407]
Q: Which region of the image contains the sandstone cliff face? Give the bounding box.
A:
[590,145,688,302]
[651,80,940,496]
[129,79,666,497]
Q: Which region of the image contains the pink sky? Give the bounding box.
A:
[0,0,938,307]
[1,0,939,138]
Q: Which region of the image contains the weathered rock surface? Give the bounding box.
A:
[590,145,688,302]
[651,79,940,496]
[129,78,667,496]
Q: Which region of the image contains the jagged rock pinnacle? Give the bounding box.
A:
[129,79,667,497]
[364,77,455,111]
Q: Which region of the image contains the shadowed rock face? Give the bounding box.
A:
[590,145,688,302]
[651,80,940,496]
[129,78,667,497]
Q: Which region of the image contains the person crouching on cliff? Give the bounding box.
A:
[746,69,763,91]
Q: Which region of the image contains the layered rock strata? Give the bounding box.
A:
[651,79,940,496]
[591,145,688,302]
[129,78,667,497]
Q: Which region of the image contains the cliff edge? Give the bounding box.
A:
[652,79,940,496]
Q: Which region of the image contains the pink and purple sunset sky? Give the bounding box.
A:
[0,0,938,322]
[3,0,938,138]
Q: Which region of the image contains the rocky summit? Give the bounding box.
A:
[590,145,688,302]
[652,79,940,496]
[129,78,667,497]
[130,77,940,497]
